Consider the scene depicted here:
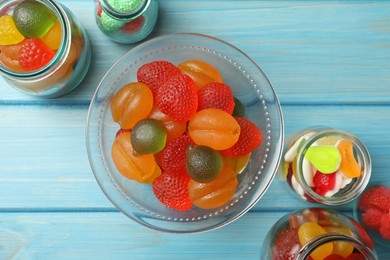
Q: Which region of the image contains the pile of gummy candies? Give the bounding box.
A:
[0,0,62,72]
[110,59,262,211]
[283,133,362,199]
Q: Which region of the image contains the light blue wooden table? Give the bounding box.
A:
[1,0,389,259]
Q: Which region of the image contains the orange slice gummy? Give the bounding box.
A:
[298,222,333,260]
[111,82,153,130]
[0,15,25,45]
[338,140,361,178]
[178,59,223,90]
[111,131,156,183]
[323,226,354,258]
[188,167,238,209]
[41,22,62,50]
[188,108,240,150]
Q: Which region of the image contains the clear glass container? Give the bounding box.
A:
[95,0,158,44]
[0,0,91,98]
[278,127,371,205]
[261,208,377,260]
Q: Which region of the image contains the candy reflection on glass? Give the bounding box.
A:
[110,59,262,211]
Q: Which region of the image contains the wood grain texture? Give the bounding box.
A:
[0,0,389,259]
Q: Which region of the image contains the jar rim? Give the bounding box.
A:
[0,0,71,79]
[295,128,372,205]
[100,0,150,20]
[295,233,377,260]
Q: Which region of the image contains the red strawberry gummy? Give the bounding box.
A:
[137,60,181,95]
[323,254,345,260]
[380,213,390,240]
[312,171,336,196]
[18,38,55,71]
[361,207,384,230]
[358,185,390,212]
[122,16,144,34]
[156,73,198,122]
[158,135,193,173]
[221,117,262,157]
[272,227,300,260]
[152,171,192,211]
[197,82,235,114]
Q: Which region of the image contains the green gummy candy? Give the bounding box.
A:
[305,145,341,174]
[100,11,125,32]
[107,0,142,13]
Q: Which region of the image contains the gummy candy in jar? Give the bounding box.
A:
[0,0,91,98]
[278,127,371,205]
[95,0,158,44]
[261,208,377,260]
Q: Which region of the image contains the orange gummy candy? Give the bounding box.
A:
[148,105,187,142]
[41,22,62,50]
[188,108,240,150]
[0,39,25,72]
[178,59,223,90]
[298,222,333,260]
[111,82,153,130]
[338,140,361,178]
[111,131,157,183]
[189,167,238,209]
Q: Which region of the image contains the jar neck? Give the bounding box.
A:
[295,233,377,260]
[0,0,71,80]
[295,128,372,205]
[100,0,150,20]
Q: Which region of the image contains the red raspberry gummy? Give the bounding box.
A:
[137,60,181,94]
[158,135,193,173]
[380,213,390,240]
[152,171,192,211]
[221,117,262,157]
[156,73,198,122]
[122,16,145,34]
[312,171,336,196]
[18,38,55,71]
[197,82,235,114]
[358,185,390,212]
[272,227,300,260]
[361,207,384,230]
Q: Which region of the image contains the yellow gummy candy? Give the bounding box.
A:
[298,222,333,260]
[0,15,25,46]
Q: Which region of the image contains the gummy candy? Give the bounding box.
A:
[313,171,336,196]
[111,131,157,183]
[222,153,250,174]
[323,227,354,257]
[305,146,341,174]
[100,11,126,32]
[130,118,167,155]
[0,39,25,72]
[197,82,235,114]
[111,82,153,130]
[379,213,390,240]
[137,60,181,95]
[178,59,223,90]
[156,74,198,122]
[298,222,333,260]
[122,16,145,34]
[13,0,57,38]
[41,22,62,50]
[0,15,25,45]
[188,167,238,209]
[232,97,245,117]
[221,117,262,158]
[188,108,240,150]
[158,135,193,173]
[271,227,301,260]
[186,145,223,183]
[152,170,192,211]
[18,38,55,71]
[361,208,383,230]
[107,0,142,13]
[337,140,361,178]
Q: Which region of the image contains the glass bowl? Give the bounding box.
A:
[353,180,390,248]
[86,33,284,233]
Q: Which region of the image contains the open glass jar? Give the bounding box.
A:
[278,127,371,205]
[261,208,377,260]
[0,0,91,98]
[95,0,158,44]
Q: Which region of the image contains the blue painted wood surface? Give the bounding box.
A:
[0,0,389,259]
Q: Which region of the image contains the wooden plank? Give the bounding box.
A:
[0,211,388,259]
[0,105,388,210]
[0,1,389,103]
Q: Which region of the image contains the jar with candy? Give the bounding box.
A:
[279,127,371,205]
[261,208,377,260]
[95,0,158,44]
[0,0,91,98]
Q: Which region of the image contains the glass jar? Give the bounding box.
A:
[278,127,371,205]
[95,0,158,44]
[0,0,91,98]
[261,208,377,260]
